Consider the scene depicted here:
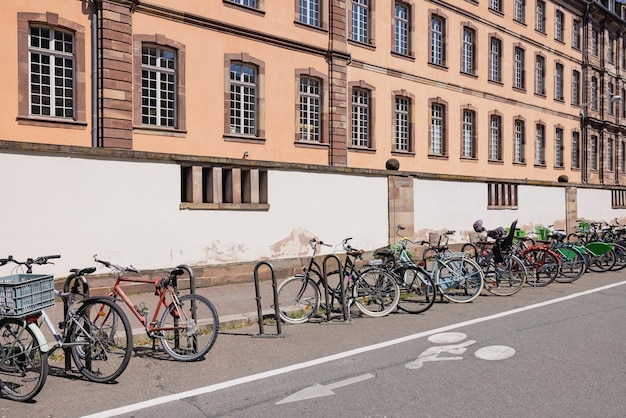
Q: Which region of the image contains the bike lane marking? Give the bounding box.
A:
[83,279,626,418]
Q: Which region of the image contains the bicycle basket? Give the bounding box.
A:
[535,225,551,241]
[578,221,590,234]
[0,274,55,317]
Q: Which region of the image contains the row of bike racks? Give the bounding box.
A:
[252,254,350,338]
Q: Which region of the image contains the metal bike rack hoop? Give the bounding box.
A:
[252,261,284,338]
[321,254,349,323]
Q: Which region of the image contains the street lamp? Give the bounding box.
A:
[580,94,622,183]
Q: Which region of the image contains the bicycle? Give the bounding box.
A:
[0,255,133,401]
[566,221,616,272]
[462,220,527,296]
[277,238,401,322]
[372,225,436,314]
[407,230,485,303]
[94,256,219,362]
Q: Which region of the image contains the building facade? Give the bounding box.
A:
[2,0,626,278]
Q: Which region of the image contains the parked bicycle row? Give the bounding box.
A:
[275,218,626,325]
[0,254,219,402]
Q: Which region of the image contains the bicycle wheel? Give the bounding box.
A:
[276,274,321,324]
[70,298,133,383]
[434,256,484,303]
[159,294,219,362]
[554,246,586,283]
[522,248,560,287]
[483,254,526,296]
[0,318,48,402]
[352,268,400,317]
[609,242,626,271]
[393,266,436,314]
[587,247,616,272]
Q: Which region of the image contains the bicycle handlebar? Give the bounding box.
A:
[93,255,140,274]
[1,254,61,273]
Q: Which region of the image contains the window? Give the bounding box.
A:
[299,0,321,27]
[488,183,518,209]
[554,63,564,101]
[141,46,177,127]
[430,102,446,155]
[489,37,502,83]
[227,0,258,8]
[394,96,411,152]
[591,76,598,110]
[514,0,526,23]
[572,131,580,169]
[181,165,269,210]
[621,141,626,173]
[351,0,370,44]
[572,19,581,49]
[394,2,410,56]
[489,114,502,161]
[572,70,580,106]
[230,62,257,135]
[590,135,598,170]
[489,0,502,13]
[608,36,615,64]
[554,10,564,42]
[535,124,545,165]
[513,47,525,90]
[535,1,545,33]
[351,87,371,147]
[535,55,545,95]
[622,88,626,119]
[461,109,476,158]
[430,15,445,66]
[461,27,475,75]
[608,81,616,115]
[607,137,614,172]
[514,119,525,163]
[299,76,321,141]
[28,26,75,119]
[612,189,626,209]
[591,29,598,56]
[555,127,564,168]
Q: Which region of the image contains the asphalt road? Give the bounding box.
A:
[3,271,626,418]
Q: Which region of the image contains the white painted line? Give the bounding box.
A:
[82,280,626,418]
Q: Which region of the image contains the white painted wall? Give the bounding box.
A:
[0,153,388,277]
[578,188,626,223]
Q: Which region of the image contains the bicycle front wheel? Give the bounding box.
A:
[159,294,219,362]
[352,268,400,317]
[554,246,586,283]
[435,256,484,303]
[71,298,133,383]
[523,248,560,287]
[0,318,48,402]
[276,274,321,324]
[394,266,436,314]
[483,254,526,296]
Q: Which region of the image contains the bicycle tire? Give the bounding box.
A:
[434,256,484,303]
[352,268,400,317]
[159,294,219,362]
[522,248,560,287]
[483,254,526,296]
[554,246,586,283]
[0,318,48,402]
[609,242,626,271]
[276,274,321,324]
[587,247,616,272]
[70,297,133,383]
[393,266,436,314]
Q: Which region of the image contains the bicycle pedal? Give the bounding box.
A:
[58,322,65,329]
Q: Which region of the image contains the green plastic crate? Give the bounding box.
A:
[535,226,551,241]
[0,274,55,317]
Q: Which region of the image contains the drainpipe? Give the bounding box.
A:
[581,0,591,183]
[88,0,99,148]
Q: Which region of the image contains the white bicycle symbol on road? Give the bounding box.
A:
[406,332,516,370]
